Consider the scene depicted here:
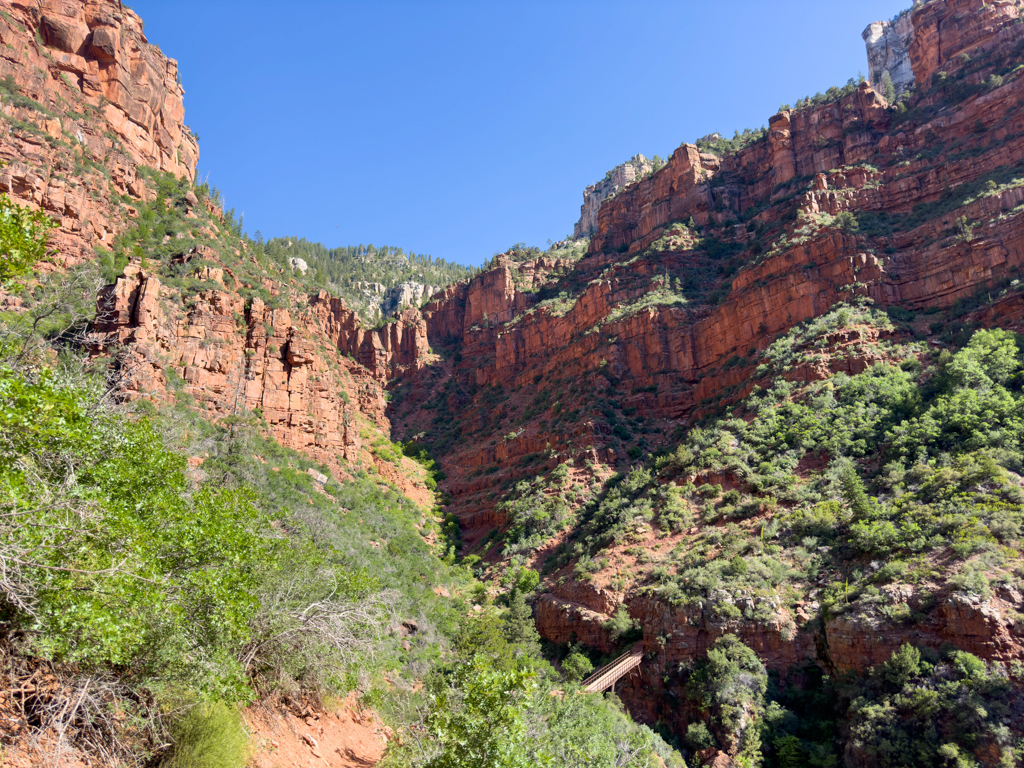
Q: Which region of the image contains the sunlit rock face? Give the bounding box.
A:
[863,11,916,97]
[0,0,199,263]
[574,154,653,239]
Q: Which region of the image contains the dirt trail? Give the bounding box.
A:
[247,694,387,768]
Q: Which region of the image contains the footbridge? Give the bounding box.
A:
[581,642,645,693]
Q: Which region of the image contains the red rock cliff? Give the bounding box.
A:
[380,2,1024,727]
[0,0,198,263]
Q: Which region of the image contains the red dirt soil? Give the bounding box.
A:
[247,694,386,768]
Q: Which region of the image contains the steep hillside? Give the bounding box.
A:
[4,0,1024,766]
[0,3,685,768]
[264,237,475,321]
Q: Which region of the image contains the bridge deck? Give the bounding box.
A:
[581,643,645,693]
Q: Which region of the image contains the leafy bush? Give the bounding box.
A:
[562,650,594,683]
[388,652,682,768]
[685,721,716,750]
[0,355,479,761]
[686,635,767,761]
[0,191,57,286]
[848,646,1018,767]
[422,656,536,768]
[499,471,572,556]
[0,367,277,696]
[604,606,641,643]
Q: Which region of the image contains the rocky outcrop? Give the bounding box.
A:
[590,83,890,255]
[310,291,431,380]
[421,257,570,340]
[534,593,616,654]
[909,0,1024,85]
[381,281,438,316]
[0,0,199,264]
[863,11,917,97]
[573,154,653,239]
[348,280,440,319]
[824,588,1024,672]
[92,266,390,473]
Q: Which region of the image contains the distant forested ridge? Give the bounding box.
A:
[265,237,475,317]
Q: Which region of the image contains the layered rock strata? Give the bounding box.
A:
[0,0,198,263]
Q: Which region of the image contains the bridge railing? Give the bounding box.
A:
[580,642,645,693]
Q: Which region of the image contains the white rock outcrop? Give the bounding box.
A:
[863,9,918,99]
[573,154,653,239]
[382,282,438,315]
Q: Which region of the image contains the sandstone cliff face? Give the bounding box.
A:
[313,292,431,380]
[590,84,891,255]
[573,154,653,239]
[909,0,1024,85]
[863,11,917,96]
[378,0,1024,730]
[10,0,1024,752]
[89,263,436,506]
[0,0,198,264]
[93,266,374,466]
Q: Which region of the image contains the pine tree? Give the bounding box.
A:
[503,589,540,651]
[882,70,897,104]
[841,463,872,520]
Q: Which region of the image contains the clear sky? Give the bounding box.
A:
[129,0,910,267]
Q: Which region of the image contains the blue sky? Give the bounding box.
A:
[130,0,910,267]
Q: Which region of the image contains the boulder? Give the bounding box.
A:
[89,26,119,62]
[40,14,90,55]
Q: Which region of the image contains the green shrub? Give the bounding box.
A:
[164,702,250,768]
[0,191,57,287]
[849,646,1016,768]
[685,721,716,750]
[562,650,595,683]
[0,368,276,695]
[834,211,859,232]
[687,635,767,761]
[604,606,640,643]
[499,473,572,557]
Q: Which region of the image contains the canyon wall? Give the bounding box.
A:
[909,0,1024,84]
[5,0,1024,757]
[573,154,653,239]
[381,281,439,316]
[89,264,436,504]
[379,3,1024,730]
[0,0,198,264]
[0,0,439,499]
